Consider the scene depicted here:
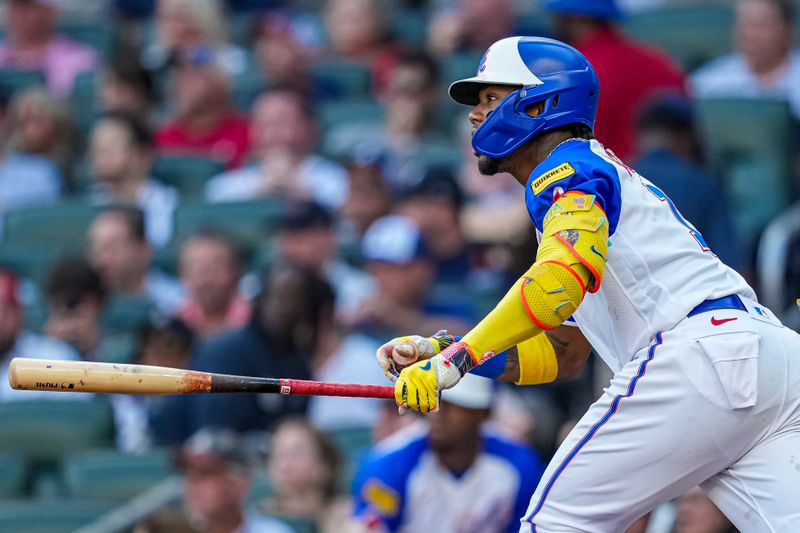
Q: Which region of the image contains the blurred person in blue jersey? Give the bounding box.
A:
[352,373,544,533]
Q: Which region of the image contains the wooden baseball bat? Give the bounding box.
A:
[7,357,395,399]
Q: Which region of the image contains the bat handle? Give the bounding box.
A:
[280,379,395,399]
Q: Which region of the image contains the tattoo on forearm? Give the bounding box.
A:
[545,331,570,359]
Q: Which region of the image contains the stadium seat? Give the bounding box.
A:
[694,98,795,259]
[0,500,114,533]
[310,62,372,99]
[0,245,65,286]
[151,156,227,201]
[391,9,429,49]
[70,71,99,139]
[101,296,154,335]
[94,333,139,364]
[248,471,275,505]
[0,69,46,98]
[624,6,734,71]
[173,198,285,250]
[3,201,99,253]
[440,52,483,86]
[56,19,117,57]
[326,427,373,464]
[232,70,268,112]
[0,453,27,498]
[0,400,114,464]
[318,98,385,141]
[61,450,176,502]
[279,516,319,533]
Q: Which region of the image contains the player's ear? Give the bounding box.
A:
[525,101,545,118]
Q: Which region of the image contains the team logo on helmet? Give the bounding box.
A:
[477,47,491,74]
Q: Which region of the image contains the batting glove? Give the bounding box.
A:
[394,341,477,414]
[376,331,457,382]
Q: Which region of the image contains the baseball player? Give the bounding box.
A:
[376,36,800,532]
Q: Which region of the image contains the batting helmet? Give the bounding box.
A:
[448,36,600,159]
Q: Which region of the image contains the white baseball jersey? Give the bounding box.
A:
[522,138,800,532]
[527,139,755,372]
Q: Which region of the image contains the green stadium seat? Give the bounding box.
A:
[62,450,175,502]
[70,71,99,139]
[318,99,385,137]
[0,500,114,533]
[248,471,275,505]
[0,245,65,286]
[391,9,429,49]
[0,401,114,464]
[94,333,139,364]
[152,156,227,201]
[694,98,795,258]
[0,70,46,98]
[279,516,319,533]
[101,296,154,335]
[441,52,483,86]
[624,6,734,71]
[3,201,99,253]
[325,427,373,463]
[310,62,372,99]
[173,198,285,250]
[0,453,27,498]
[232,70,267,112]
[56,19,117,57]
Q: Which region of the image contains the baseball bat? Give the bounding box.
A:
[7,357,395,399]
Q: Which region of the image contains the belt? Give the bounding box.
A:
[687,294,747,318]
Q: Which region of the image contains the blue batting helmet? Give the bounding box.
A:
[448,36,600,159]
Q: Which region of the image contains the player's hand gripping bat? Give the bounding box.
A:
[7,357,395,399]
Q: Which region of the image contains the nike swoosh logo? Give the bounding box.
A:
[711,316,738,326]
[420,361,432,371]
[590,245,605,260]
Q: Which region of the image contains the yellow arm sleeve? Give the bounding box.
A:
[461,192,608,362]
[515,333,558,385]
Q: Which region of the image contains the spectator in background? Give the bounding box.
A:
[100,53,157,120]
[348,214,475,336]
[263,418,354,533]
[633,94,742,271]
[43,256,106,360]
[141,0,250,78]
[89,111,178,247]
[177,229,251,338]
[205,89,348,210]
[274,200,374,320]
[115,317,195,452]
[0,88,65,210]
[428,0,515,59]
[323,0,399,95]
[88,205,185,315]
[0,268,83,401]
[154,263,326,444]
[544,0,685,161]
[176,428,294,533]
[338,148,393,239]
[0,0,99,98]
[252,12,334,105]
[156,54,249,169]
[352,374,545,533]
[396,170,473,286]
[673,487,738,533]
[692,0,800,118]
[326,51,447,188]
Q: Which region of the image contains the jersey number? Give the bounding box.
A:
[643,182,712,253]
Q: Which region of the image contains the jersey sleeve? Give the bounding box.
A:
[525,143,623,236]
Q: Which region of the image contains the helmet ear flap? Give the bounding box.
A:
[472,88,546,159]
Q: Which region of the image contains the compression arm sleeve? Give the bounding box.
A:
[461,192,608,365]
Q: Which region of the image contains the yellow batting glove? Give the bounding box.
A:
[394,341,475,414]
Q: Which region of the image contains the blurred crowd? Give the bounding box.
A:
[0,0,796,532]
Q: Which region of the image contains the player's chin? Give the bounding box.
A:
[477,154,502,176]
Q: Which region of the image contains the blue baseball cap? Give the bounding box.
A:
[544,0,623,21]
[361,215,428,264]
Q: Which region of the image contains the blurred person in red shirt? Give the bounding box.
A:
[156,51,249,169]
[544,0,685,161]
[0,0,98,98]
[177,229,251,339]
